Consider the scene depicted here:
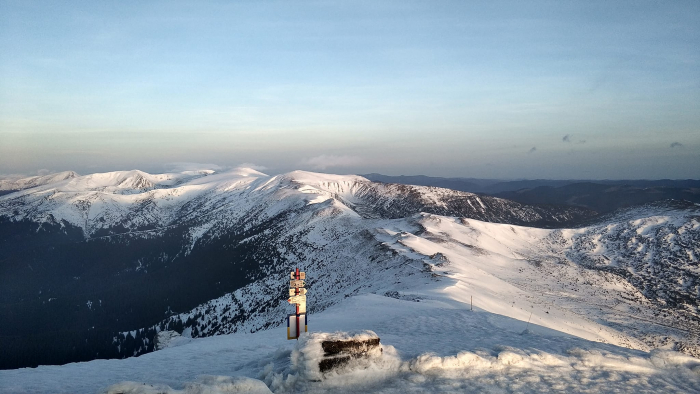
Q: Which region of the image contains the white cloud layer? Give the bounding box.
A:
[237,163,267,171]
[164,162,224,172]
[302,155,363,170]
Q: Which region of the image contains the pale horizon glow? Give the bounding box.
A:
[1,1,699,179]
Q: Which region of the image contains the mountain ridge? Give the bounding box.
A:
[362,173,700,213]
[0,169,697,370]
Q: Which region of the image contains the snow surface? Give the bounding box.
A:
[0,168,591,239]
[2,295,699,393]
[0,171,79,191]
[1,169,699,393]
[164,207,699,362]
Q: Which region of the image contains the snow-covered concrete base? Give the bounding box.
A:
[2,294,699,393]
[292,330,384,378]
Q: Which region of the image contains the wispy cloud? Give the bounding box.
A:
[37,169,51,176]
[302,155,363,170]
[528,147,537,154]
[670,142,684,148]
[237,163,267,171]
[165,162,224,172]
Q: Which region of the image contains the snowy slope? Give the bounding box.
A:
[0,168,698,375]
[156,204,699,361]
[0,171,79,191]
[2,294,700,393]
[0,168,598,369]
[1,169,699,392]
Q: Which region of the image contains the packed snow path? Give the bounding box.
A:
[1,295,698,394]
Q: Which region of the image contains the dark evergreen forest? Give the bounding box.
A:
[0,216,284,369]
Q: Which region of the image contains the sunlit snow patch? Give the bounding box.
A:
[154,330,192,350]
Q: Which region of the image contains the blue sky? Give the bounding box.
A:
[1,0,698,178]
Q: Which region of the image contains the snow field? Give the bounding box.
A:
[2,169,699,392]
[255,296,700,394]
[138,204,697,374]
[103,376,273,394]
[2,295,700,393]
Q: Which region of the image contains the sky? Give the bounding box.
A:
[0,0,699,179]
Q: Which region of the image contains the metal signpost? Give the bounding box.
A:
[287,268,307,340]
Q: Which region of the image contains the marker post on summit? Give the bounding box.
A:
[287,268,307,340]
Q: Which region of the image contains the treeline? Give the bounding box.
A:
[0,326,153,369]
[0,317,197,369]
[0,212,288,369]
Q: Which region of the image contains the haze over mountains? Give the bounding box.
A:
[363,174,700,213]
[0,167,698,377]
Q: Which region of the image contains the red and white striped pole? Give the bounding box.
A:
[295,267,300,339]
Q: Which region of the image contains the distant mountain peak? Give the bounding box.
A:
[0,169,594,239]
[0,170,80,192]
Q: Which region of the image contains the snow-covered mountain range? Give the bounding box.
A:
[165,199,700,356]
[0,168,698,373]
[0,167,592,236]
[0,171,79,193]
